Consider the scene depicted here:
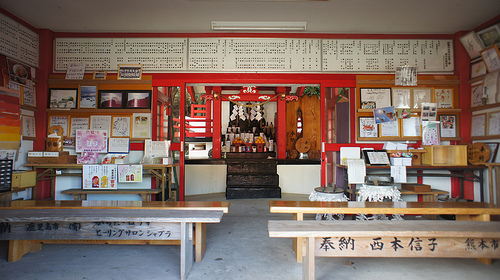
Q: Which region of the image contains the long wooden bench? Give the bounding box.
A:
[269,200,500,262]
[61,188,162,201]
[0,208,223,280]
[268,220,500,280]
[7,200,230,263]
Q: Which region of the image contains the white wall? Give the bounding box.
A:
[278,165,321,195]
[185,164,226,195]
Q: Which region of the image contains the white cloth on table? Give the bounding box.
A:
[356,185,404,221]
[309,190,348,221]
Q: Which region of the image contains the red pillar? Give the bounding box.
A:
[276,87,287,159]
[212,86,222,159]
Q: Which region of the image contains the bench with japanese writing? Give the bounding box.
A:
[269,200,500,262]
[268,220,500,280]
[6,200,230,263]
[0,208,224,280]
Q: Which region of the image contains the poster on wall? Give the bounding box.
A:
[6,57,34,88]
[75,130,108,153]
[118,165,143,183]
[422,121,440,145]
[82,164,117,189]
[132,113,151,138]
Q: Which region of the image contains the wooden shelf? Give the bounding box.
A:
[47,79,152,85]
[357,108,461,114]
[47,108,150,114]
[470,103,500,112]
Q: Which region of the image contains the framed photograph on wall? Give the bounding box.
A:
[471,113,487,137]
[439,114,457,138]
[411,88,432,109]
[79,85,98,109]
[125,90,151,109]
[391,88,411,108]
[49,88,77,109]
[434,88,453,108]
[460,31,484,59]
[98,90,124,109]
[118,64,142,80]
[21,86,36,107]
[359,88,391,108]
[488,111,500,136]
[485,142,499,163]
[358,117,378,138]
[477,24,500,48]
[481,45,500,72]
[471,82,485,107]
[93,71,107,80]
[470,59,487,78]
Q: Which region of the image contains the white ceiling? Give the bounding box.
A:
[0,0,499,34]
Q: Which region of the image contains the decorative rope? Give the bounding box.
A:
[356,185,404,221]
[309,191,348,221]
[221,94,278,107]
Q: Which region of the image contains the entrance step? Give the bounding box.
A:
[225,186,281,199]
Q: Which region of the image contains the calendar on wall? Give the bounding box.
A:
[0,12,39,67]
[188,38,321,71]
[55,38,187,71]
[54,37,454,73]
[322,39,453,72]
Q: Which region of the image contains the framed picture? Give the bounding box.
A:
[49,88,78,109]
[391,88,411,108]
[21,86,36,107]
[471,59,487,79]
[93,71,107,80]
[362,150,390,166]
[112,116,131,137]
[21,115,36,138]
[118,165,143,183]
[118,64,142,80]
[125,90,152,109]
[471,113,487,137]
[459,31,484,59]
[411,88,432,109]
[48,115,70,137]
[98,90,124,109]
[477,24,500,48]
[488,111,500,136]
[434,88,453,108]
[485,142,499,163]
[358,117,378,138]
[439,114,457,138]
[481,45,500,72]
[6,57,34,88]
[78,85,98,109]
[359,88,391,108]
[471,82,485,107]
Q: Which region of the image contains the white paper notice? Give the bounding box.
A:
[346,159,366,184]
[391,166,407,183]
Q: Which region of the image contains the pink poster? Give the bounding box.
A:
[76,129,108,153]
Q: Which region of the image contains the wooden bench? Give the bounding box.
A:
[61,188,162,201]
[269,200,500,262]
[0,208,223,280]
[269,220,500,280]
[7,200,230,263]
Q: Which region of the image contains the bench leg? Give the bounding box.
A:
[195,222,206,262]
[8,240,42,262]
[180,222,194,280]
[303,237,315,280]
[422,194,437,219]
[293,213,304,263]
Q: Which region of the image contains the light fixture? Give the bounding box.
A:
[211,21,307,31]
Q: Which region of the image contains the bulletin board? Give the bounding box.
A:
[54,37,454,73]
[0,12,39,67]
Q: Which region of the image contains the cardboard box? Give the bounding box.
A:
[11,170,36,189]
[401,183,431,192]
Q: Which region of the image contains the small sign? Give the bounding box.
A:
[65,63,86,80]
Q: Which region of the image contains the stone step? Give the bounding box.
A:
[226,174,279,186]
[225,186,281,199]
